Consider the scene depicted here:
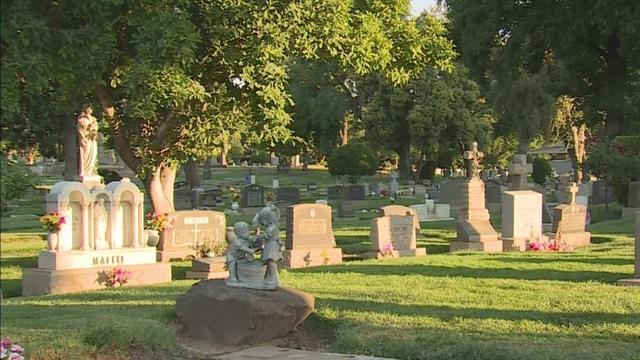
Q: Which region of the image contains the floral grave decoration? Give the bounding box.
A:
[144,212,171,232]
[1,337,25,360]
[40,210,67,232]
[379,243,395,258]
[104,267,131,287]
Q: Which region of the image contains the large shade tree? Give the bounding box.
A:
[363,64,491,179]
[2,0,455,213]
[447,0,640,138]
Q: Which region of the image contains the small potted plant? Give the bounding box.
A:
[40,210,67,251]
[265,190,274,205]
[144,212,171,247]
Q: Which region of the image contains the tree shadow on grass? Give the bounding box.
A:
[0,256,37,269]
[491,256,633,266]
[293,263,626,283]
[316,297,640,329]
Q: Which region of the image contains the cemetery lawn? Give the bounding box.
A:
[0,217,638,360]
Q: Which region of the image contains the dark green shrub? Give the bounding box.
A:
[0,154,37,210]
[419,160,437,181]
[98,168,122,184]
[327,143,378,184]
[532,157,552,185]
[586,135,640,206]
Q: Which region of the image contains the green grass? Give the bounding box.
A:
[1,168,639,359]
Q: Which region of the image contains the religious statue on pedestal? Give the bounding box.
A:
[77,104,99,180]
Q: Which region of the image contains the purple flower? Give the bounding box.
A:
[9,345,23,353]
[1,338,11,351]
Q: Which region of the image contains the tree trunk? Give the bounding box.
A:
[63,114,77,181]
[604,33,627,138]
[339,114,349,146]
[517,136,529,154]
[183,159,200,188]
[220,141,229,167]
[144,166,176,214]
[397,142,411,180]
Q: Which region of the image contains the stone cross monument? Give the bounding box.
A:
[463,142,483,179]
[451,141,502,252]
[568,182,579,208]
[507,154,532,191]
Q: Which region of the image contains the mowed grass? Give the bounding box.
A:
[1,169,639,359]
[1,217,639,359]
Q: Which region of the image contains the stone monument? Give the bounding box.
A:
[22,178,171,296]
[501,190,547,251]
[225,205,283,290]
[176,205,315,345]
[157,210,226,262]
[389,172,400,198]
[366,210,426,259]
[450,142,502,252]
[507,154,532,191]
[552,182,591,249]
[283,204,342,268]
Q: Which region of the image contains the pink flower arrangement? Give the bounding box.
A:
[40,210,67,232]
[1,337,25,360]
[379,243,395,258]
[105,267,131,287]
[527,240,573,252]
[528,242,545,251]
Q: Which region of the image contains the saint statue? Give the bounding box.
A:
[77,104,99,179]
[94,198,109,250]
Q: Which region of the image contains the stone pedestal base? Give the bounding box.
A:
[618,278,640,286]
[186,257,228,280]
[502,235,549,251]
[560,231,591,249]
[449,240,503,252]
[176,279,314,346]
[364,248,427,259]
[225,261,276,290]
[38,247,157,270]
[22,262,172,296]
[457,219,499,243]
[282,247,342,269]
[76,175,104,189]
[156,248,196,262]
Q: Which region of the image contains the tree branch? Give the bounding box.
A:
[95,85,142,173]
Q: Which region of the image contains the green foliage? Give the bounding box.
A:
[1,0,455,180]
[419,161,437,181]
[586,135,640,206]
[97,168,122,184]
[447,0,640,137]
[484,135,518,168]
[327,143,377,184]
[0,155,37,210]
[532,157,552,185]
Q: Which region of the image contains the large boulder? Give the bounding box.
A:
[176,279,314,345]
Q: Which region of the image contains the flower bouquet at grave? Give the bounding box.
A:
[40,210,67,232]
[379,243,395,258]
[144,212,171,232]
[0,337,25,360]
[105,267,131,287]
